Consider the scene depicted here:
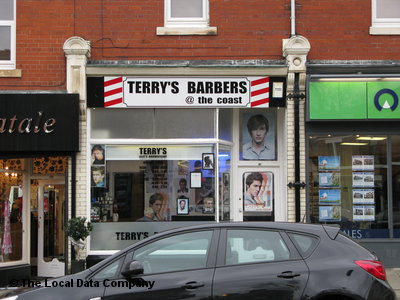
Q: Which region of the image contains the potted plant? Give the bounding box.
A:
[65,217,93,272]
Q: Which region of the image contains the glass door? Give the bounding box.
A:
[37,181,65,277]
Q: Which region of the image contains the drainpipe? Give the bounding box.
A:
[287,74,305,222]
[291,0,296,36]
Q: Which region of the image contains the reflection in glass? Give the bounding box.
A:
[171,0,203,18]
[0,172,23,262]
[43,185,65,262]
[0,27,11,61]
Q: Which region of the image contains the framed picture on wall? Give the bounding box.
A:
[177,197,189,215]
[190,172,202,188]
[240,111,277,160]
[202,153,214,170]
[91,144,106,165]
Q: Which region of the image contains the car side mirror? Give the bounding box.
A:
[121,260,144,277]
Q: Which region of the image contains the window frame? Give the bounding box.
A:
[370,0,400,35]
[165,0,209,28]
[0,0,16,69]
[157,0,217,36]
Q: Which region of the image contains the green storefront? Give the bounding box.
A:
[307,76,400,267]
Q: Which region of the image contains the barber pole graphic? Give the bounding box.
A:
[249,77,269,107]
[104,77,124,107]
[104,76,271,108]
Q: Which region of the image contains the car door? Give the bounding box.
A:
[212,228,309,300]
[101,229,219,300]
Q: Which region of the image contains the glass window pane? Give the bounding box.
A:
[308,135,388,238]
[132,230,213,274]
[0,0,14,20]
[171,0,203,18]
[0,26,11,61]
[0,172,23,262]
[219,148,231,221]
[226,230,290,265]
[391,136,400,237]
[90,145,216,225]
[219,109,232,141]
[91,109,154,139]
[376,0,400,18]
[154,109,214,138]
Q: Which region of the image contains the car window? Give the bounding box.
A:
[92,256,125,280]
[130,230,213,274]
[226,229,290,265]
[288,232,319,257]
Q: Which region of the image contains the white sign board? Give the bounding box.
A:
[104,76,270,108]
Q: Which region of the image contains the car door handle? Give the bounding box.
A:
[183,281,205,289]
[277,271,301,278]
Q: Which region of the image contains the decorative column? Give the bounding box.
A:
[63,37,91,267]
[283,35,310,222]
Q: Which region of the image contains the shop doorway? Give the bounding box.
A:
[36,180,65,277]
[238,167,284,222]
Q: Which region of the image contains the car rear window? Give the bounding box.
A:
[288,233,319,257]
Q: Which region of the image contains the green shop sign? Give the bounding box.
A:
[309,81,400,120]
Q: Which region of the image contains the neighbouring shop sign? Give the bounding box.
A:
[309,80,400,120]
[0,94,79,152]
[104,76,271,108]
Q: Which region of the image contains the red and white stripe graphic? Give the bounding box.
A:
[250,77,269,107]
[104,77,124,107]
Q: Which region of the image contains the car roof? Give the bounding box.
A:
[152,222,339,238]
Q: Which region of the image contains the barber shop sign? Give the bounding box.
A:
[104,76,271,108]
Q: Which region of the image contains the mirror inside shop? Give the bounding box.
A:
[90,146,231,223]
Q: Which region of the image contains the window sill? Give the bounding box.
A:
[370,26,400,35]
[0,69,22,77]
[156,26,217,36]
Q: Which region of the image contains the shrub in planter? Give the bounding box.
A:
[65,217,93,261]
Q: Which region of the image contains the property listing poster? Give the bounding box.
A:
[351,155,375,221]
[318,156,341,222]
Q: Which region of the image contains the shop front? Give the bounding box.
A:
[86,74,288,261]
[0,93,79,284]
[307,76,400,266]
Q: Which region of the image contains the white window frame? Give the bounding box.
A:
[157,0,217,36]
[370,0,400,35]
[165,0,209,28]
[0,0,16,69]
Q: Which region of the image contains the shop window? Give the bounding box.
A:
[0,172,23,263]
[89,144,221,251]
[157,0,217,35]
[0,0,15,69]
[91,108,215,139]
[370,0,400,34]
[308,135,389,239]
[391,136,400,237]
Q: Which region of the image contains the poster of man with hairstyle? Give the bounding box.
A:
[241,112,276,160]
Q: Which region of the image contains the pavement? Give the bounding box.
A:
[387,268,400,299]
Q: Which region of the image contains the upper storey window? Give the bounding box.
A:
[0,0,16,69]
[370,0,400,34]
[157,0,217,35]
